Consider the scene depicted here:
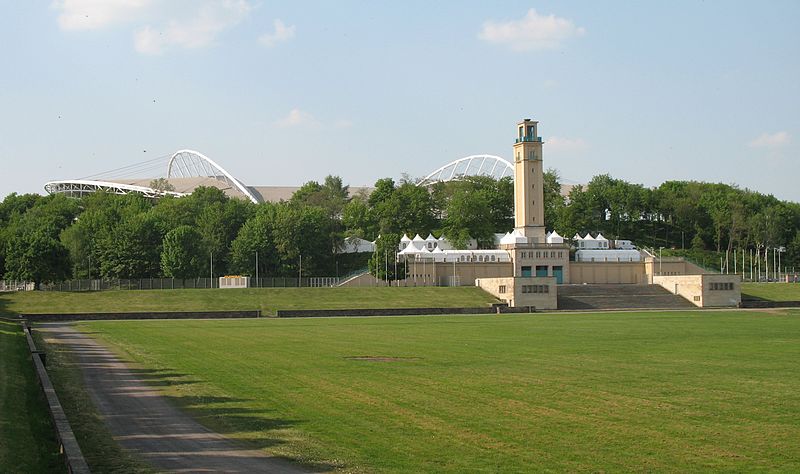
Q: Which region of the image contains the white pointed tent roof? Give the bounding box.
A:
[546,230,565,244]
[500,230,528,245]
[409,234,426,250]
[425,233,437,241]
[573,233,582,240]
[595,233,608,241]
[400,234,411,242]
[583,233,595,240]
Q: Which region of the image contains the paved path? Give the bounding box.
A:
[39,323,309,473]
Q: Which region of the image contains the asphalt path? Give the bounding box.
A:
[39,323,309,473]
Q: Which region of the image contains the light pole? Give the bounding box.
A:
[255,251,258,288]
[658,247,663,276]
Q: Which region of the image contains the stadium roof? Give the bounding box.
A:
[44,150,573,202]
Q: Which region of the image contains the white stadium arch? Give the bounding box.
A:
[45,149,261,203]
[417,155,513,186]
[167,150,260,204]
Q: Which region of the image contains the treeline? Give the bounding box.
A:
[1,171,799,287]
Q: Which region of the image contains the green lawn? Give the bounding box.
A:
[742,282,800,301]
[0,287,498,317]
[0,320,65,473]
[69,310,800,472]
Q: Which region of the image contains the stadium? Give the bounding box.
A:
[43,149,516,203]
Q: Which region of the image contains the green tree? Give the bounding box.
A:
[374,182,435,235]
[230,205,280,277]
[4,227,70,288]
[543,169,565,232]
[97,214,162,278]
[368,233,405,281]
[441,181,493,248]
[342,193,376,240]
[272,204,334,276]
[194,198,254,276]
[160,225,203,278]
[149,178,175,192]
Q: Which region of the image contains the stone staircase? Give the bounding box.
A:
[557,284,696,310]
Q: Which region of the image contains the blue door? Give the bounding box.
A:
[553,266,564,284]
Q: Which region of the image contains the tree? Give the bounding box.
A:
[272,204,334,276]
[373,182,435,235]
[342,194,376,239]
[368,233,405,281]
[4,227,70,288]
[194,198,254,276]
[786,231,800,269]
[97,214,162,278]
[149,178,175,192]
[230,205,280,277]
[161,226,203,278]
[543,169,565,232]
[441,181,493,248]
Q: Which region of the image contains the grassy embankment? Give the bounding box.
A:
[0,286,498,317]
[0,319,65,473]
[69,310,800,472]
[741,282,800,301]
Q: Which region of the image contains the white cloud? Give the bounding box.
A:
[258,19,295,48]
[134,0,252,55]
[479,9,585,52]
[54,0,153,31]
[543,79,558,88]
[547,136,587,152]
[748,131,790,148]
[334,119,353,129]
[274,110,352,129]
[275,109,318,128]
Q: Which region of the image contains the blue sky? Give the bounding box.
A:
[1,1,798,201]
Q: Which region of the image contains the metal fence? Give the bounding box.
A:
[0,280,34,292]
[37,276,350,292]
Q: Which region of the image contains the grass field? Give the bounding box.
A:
[0,286,498,317]
[742,282,800,301]
[0,320,65,473]
[70,310,800,472]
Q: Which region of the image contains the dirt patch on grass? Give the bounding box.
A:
[345,356,422,362]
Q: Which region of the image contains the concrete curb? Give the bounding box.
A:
[275,306,536,318]
[22,322,91,474]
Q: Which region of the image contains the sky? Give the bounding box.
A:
[1,1,798,201]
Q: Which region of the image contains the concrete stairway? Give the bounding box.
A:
[557,284,696,310]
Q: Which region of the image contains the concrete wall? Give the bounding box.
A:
[569,262,647,284]
[569,258,707,285]
[404,261,513,287]
[653,274,741,307]
[476,276,557,309]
